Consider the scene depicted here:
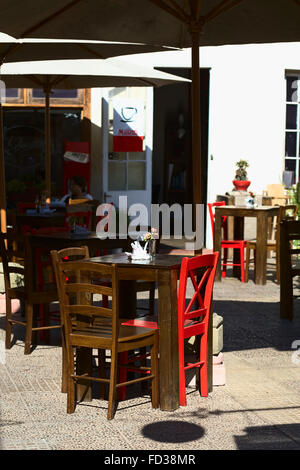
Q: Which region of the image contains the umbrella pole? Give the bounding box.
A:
[44,85,51,198]
[0,100,7,234]
[191,30,202,208]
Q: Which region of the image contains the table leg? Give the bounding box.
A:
[207,304,213,393]
[233,216,244,278]
[119,280,137,319]
[255,213,268,285]
[214,214,222,282]
[157,268,179,411]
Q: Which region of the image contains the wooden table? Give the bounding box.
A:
[30,231,131,256]
[17,212,66,230]
[88,253,187,412]
[214,205,279,285]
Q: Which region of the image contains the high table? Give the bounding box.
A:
[214,205,280,285]
[17,212,66,230]
[88,253,187,412]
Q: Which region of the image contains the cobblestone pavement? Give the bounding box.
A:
[0,262,300,451]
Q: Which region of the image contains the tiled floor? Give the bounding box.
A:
[0,257,300,450]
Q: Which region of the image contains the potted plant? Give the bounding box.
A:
[233,159,251,191]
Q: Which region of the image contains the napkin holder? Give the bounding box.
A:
[125,241,151,260]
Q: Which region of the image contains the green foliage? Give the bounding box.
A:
[6,179,27,193]
[288,182,300,219]
[234,159,249,181]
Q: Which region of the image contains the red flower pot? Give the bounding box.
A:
[232,180,251,191]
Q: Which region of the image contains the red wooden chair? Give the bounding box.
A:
[177,252,218,405]
[64,209,92,231]
[17,202,36,214]
[63,140,91,194]
[208,202,246,282]
[121,252,219,406]
[22,226,68,340]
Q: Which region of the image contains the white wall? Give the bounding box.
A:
[90,88,103,201]
[122,42,300,247]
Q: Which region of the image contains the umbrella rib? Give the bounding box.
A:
[149,0,189,23]
[19,0,82,38]
[134,77,158,86]
[0,43,24,65]
[26,74,46,88]
[188,0,201,21]
[76,44,105,60]
[202,0,244,24]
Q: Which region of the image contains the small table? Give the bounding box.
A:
[88,253,186,412]
[17,213,66,230]
[30,231,130,255]
[214,205,279,285]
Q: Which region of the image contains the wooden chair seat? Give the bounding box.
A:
[71,324,156,347]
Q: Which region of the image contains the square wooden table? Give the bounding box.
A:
[17,212,66,230]
[214,205,279,285]
[30,230,131,255]
[88,253,187,412]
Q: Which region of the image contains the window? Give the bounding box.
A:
[285,75,300,186]
[4,88,84,105]
[107,88,147,191]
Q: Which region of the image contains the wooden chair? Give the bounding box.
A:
[122,253,219,406]
[177,252,219,405]
[245,204,297,283]
[50,246,90,393]
[280,219,300,321]
[0,230,60,354]
[55,259,159,420]
[64,205,92,231]
[265,184,288,206]
[208,202,246,282]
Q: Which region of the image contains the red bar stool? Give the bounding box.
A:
[208,202,246,282]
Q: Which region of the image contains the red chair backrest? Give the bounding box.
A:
[64,210,92,230]
[17,202,36,214]
[63,141,91,194]
[178,253,219,340]
[207,202,228,243]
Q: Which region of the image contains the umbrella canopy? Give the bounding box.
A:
[1,0,299,217]
[0,57,189,88]
[0,0,299,46]
[0,35,176,64]
[0,57,190,232]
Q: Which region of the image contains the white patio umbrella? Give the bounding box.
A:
[0,0,300,212]
[0,34,175,64]
[0,57,190,232]
[0,33,179,233]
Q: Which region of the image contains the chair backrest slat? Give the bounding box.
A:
[65,283,112,296]
[55,260,118,343]
[67,304,112,318]
[178,253,219,335]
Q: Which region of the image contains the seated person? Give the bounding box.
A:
[60,175,93,204]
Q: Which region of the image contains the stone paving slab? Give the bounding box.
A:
[1,273,300,451]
